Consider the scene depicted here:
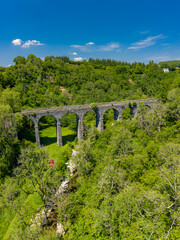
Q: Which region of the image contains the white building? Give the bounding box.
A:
[163,68,169,73]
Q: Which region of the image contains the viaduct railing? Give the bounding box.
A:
[20,99,157,147]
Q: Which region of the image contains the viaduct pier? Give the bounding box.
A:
[20,99,156,147]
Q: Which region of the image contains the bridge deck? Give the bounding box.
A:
[20,98,156,115]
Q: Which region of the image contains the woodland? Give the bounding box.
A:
[0,55,180,239]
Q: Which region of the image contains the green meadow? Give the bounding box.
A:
[39,126,76,160]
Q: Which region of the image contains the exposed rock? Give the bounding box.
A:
[65,149,78,176]
[66,159,76,176]
[56,180,69,196]
[59,86,66,92]
[30,209,47,227]
[56,223,65,236]
[72,150,78,156]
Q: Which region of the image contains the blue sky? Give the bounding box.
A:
[1,0,180,66]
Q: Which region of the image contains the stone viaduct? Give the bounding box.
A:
[20,98,156,147]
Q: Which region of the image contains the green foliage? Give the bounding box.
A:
[0,104,20,178]
[1,56,180,238]
[13,56,26,65]
[61,113,77,131]
[133,101,137,106]
[122,107,131,120]
[159,60,180,69]
[103,109,115,126]
[0,88,21,112]
[91,103,97,110]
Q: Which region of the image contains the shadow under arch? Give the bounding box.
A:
[38,114,57,146]
[18,115,36,143]
[103,108,119,129]
[61,112,77,145]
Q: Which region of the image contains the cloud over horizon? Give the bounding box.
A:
[70,42,95,52]
[74,57,83,61]
[128,34,165,50]
[146,55,170,62]
[70,42,120,53]
[99,42,120,51]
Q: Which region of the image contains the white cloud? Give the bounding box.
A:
[128,34,164,50]
[72,52,78,55]
[21,40,44,48]
[116,49,121,53]
[74,57,83,61]
[12,39,22,46]
[146,56,170,62]
[86,42,94,45]
[70,42,120,53]
[100,42,120,51]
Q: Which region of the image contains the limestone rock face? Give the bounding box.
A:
[66,159,76,176]
[30,209,47,227]
[56,180,69,196]
[66,149,77,176]
[56,222,65,235]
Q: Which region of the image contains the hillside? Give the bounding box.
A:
[0,56,180,239]
[159,60,180,69]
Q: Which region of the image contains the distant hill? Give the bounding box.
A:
[159,60,180,68]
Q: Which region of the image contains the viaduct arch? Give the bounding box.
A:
[20,99,156,147]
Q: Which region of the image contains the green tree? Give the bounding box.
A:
[0,88,21,112]
[13,56,26,65]
[0,104,19,178]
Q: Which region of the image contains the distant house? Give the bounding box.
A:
[163,68,169,73]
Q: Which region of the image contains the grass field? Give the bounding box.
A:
[39,126,77,159]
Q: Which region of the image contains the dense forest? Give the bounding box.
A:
[0,55,180,239]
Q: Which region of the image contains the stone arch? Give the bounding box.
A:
[103,108,120,128]
[102,107,119,119]
[61,111,80,121]
[37,113,58,124]
[82,109,96,119]
[26,114,37,125]
[121,102,138,120]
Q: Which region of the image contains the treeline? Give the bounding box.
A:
[0,54,178,112]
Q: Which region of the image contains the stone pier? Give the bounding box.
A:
[57,119,63,147]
